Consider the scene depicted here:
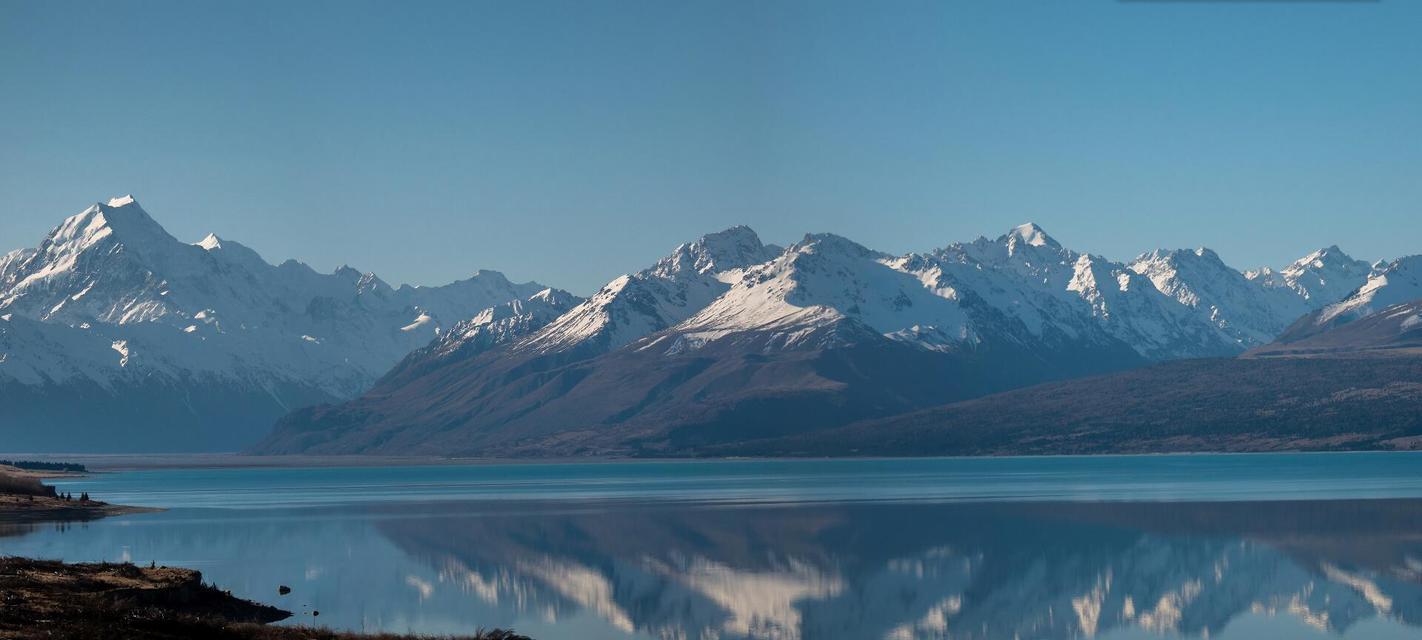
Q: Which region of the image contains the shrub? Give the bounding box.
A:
[0,471,56,497]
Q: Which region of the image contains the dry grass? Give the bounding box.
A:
[0,471,53,497]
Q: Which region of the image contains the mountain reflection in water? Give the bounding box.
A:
[367,499,1422,640]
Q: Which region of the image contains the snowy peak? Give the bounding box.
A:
[354,271,391,296]
[672,230,970,348]
[0,197,189,323]
[520,227,782,355]
[83,196,171,244]
[26,195,177,274]
[1001,222,1060,252]
[1247,245,1371,310]
[794,232,884,262]
[1315,254,1422,327]
[0,196,557,398]
[1129,247,1239,294]
[1128,247,1309,346]
[421,287,584,363]
[649,225,780,280]
[195,233,223,251]
[946,224,1076,281]
[1133,247,1229,273]
[470,287,580,325]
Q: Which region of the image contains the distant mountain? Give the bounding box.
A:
[0,197,559,451]
[1129,247,1311,346]
[254,223,1375,457]
[1246,245,1374,307]
[1272,255,1422,345]
[714,296,1422,458]
[516,225,783,356]
[1256,299,1422,357]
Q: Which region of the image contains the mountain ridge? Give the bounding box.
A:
[0,197,554,451]
[253,220,1388,457]
[5,195,1404,454]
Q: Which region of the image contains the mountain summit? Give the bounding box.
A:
[0,197,551,451]
[1002,222,1060,251]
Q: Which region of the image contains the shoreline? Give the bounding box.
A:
[0,493,163,524]
[0,449,1418,473]
[0,463,164,524]
[0,467,529,639]
[0,557,529,640]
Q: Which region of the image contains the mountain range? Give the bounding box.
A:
[252,215,1409,457]
[5,196,1414,455]
[0,197,570,451]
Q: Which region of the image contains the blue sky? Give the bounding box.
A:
[2,0,1418,294]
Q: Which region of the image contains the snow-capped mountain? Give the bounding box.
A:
[1246,245,1374,307]
[1128,247,1318,347]
[385,286,583,379]
[1316,255,1422,327]
[917,225,1246,360]
[515,225,782,355]
[664,232,975,352]
[651,223,1293,362]
[0,197,550,451]
[1272,254,1422,345]
[3,199,1392,454]
[255,222,1379,457]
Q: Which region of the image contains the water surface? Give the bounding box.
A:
[3,453,1421,639]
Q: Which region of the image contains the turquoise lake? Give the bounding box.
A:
[4,453,1422,639]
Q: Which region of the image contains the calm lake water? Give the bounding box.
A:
[5,454,1422,639]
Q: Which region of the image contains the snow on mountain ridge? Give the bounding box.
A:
[1246,245,1372,308]
[1128,247,1311,346]
[516,226,781,355]
[1003,222,1060,252]
[0,197,551,398]
[649,225,783,281]
[660,225,1243,360]
[1316,255,1422,327]
[4,199,1402,454]
[422,287,583,362]
[530,221,1374,363]
[195,233,224,251]
[670,233,974,351]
